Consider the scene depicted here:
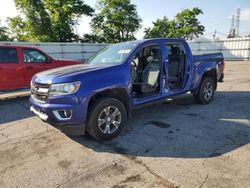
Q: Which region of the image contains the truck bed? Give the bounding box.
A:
[193,53,223,62]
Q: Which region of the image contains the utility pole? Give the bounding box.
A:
[228,14,235,38]
[213,30,217,39]
[235,8,241,37]
[227,8,241,38]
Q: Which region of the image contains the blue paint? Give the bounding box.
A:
[30,38,224,133]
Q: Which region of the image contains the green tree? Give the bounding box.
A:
[81,33,106,43]
[144,17,177,39]
[7,16,29,41]
[0,20,12,41]
[88,0,142,43]
[9,0,94,42]
[144,8,205,40]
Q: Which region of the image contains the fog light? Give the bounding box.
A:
[53,110,72,120]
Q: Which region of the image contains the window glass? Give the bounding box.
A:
[145,45,161,62]
[88,42,138,65]
[23,49,47,63]
[166,45,172,56]
[0,47,18,63]
[166,44,186,56]
[132,44,161,72]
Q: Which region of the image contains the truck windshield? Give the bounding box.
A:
[87,42,138,65]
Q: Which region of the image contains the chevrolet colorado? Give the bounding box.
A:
[30,38,224,141]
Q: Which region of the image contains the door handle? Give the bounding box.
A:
[26,66,33,69]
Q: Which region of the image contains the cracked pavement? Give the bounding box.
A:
[0,61,250,188]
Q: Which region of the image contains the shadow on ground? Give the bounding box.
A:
[0,96,32,124]
[1,91,249,159]
[70,91,250,159]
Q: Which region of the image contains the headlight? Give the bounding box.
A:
[49,81,81,96]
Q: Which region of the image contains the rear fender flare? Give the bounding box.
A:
[192,61,218,94]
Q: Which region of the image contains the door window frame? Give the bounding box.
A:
[22,48,49,64]
[129,43,163,69]
[164,41,188,90]
[128,41,164,100]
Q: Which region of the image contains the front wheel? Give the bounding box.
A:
[86,97,127,141]
[193,77,215,104]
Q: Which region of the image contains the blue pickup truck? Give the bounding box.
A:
[30,38,224,140]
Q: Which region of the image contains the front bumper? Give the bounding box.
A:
[29,95,87,135]
[30,106,48,121]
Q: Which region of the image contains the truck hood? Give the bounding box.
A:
[33,64,108,84]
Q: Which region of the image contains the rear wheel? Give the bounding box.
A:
[86,97,127,141]
[194,77,215,104]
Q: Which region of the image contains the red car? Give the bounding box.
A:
[0,45,81,91]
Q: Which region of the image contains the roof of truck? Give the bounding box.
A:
[117,38,186,45]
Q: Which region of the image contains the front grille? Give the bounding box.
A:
[31,82,50,103]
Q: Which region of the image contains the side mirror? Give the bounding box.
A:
[48,58,53,64]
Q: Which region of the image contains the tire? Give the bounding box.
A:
[193,77,215,104]
[86,97,127,141]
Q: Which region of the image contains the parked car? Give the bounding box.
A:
[30,38,225,141]
[0,45,81,91]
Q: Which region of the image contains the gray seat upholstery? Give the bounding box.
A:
[133,49,161,94]
[135,55,149,82]
[168,47,182,82]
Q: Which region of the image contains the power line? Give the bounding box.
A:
[201,18,230,25]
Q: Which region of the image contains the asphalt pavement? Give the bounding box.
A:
[0,61,249,188]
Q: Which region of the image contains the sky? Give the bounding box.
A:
[0,0,250,39]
